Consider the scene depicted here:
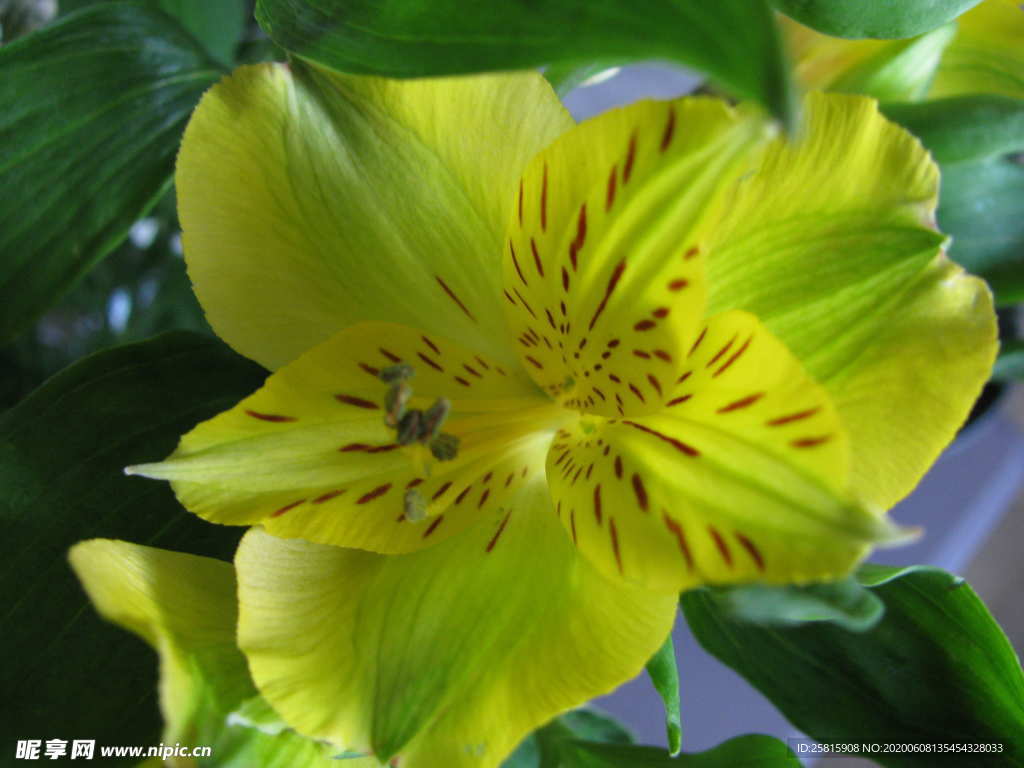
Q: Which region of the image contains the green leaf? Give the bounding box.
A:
[254,0,796,128]
[882,95,1024,164]
[559,735,800,767]
[646,634,683,755]
[0,332,266,747]
[0,3,221,343]
[701,576,885,632]
[939,156,1024,306]
[157,0,248,65]
[503,708,633,768]
[682,566,1024,767]
[772,0,983,39]
[994,339,1024,381]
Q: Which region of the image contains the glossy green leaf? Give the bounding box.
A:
[559,735,800,767]
[994,340,1024,381]
[682,566,1024,767]
[702,576,884,632]
[646,634,683,755]
[157,0,248,65]
[0,3,221,343]
[772,0,983,39]
[255,0,796,127]
[0,332,266,747]
[882,95,1024,164]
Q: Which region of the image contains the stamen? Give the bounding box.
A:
[403,488,427,522]
[421,398,451,442]
[379,363,415,384]
[397,410,423,445]
[429,433,460,461]
[384,381,412,428]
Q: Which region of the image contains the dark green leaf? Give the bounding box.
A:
[560,735,800,767]
[0,3,220,343]
[882,95,1024,165]
[682,566,1024,767]
[646,634,683,754]
[702,576,884,632]
[772,0,983,39]
[157,0,248,65]
[994,339,1024,381]
[0,0,56,41]
[503,708,632,768]
[255,0,796,128]
[0,332,266,748]
[939,157,1024,306]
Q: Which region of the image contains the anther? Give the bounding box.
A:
[379,363,415,384]
[420,398,451,442]
[397,410,423,445]
[403,488,427,522]
[429,433,460,461]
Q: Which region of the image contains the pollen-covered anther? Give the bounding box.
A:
[430,433,460,461]
[384,381,412,427]
[421,398,452,441]
[397,410,423,445]
[403,488,427,522]
[379,363,415,384]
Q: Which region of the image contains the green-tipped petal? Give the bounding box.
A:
[502,96,770,414]
[69,540,349,767]
[707,91,996,509]
[131,323,558,553]
[546,310,907,593]
[236,484,677,768]
[932,0,1024,99]
[177,62,572,370]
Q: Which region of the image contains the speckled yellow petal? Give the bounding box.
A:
[932,0,1024,99]
[178,62,572,370]
[236,483,676,768]
[706,91,996,509]
[502,96,770,416]
[546,310,909,593]
[129,323,558,554]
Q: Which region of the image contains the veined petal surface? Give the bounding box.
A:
[236,483,676,768]
[69,540,352,767]
[502,96,770,417]
[131,323,559,553]
[705,91,996,508]
[931,0,1024,99]
[178,62,573,370]
[545,310,903,592]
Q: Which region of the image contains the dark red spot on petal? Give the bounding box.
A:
[688,328,707,357]
[357,484,392,504]
[423,515,445,538]
[359,362,380,377]
[684,246,700,260]
[668,278,688,291]
[631,473,649,512]
[431,481,452,501]
[660,106,676,152]
[606,163,618,211]
[663,513,694,569]
[610,518,624,574]
[614,455,623,479]
[455,486,473,504]
[421,335,440,355]
[334,394,379,410]
[652,307,670,319]
[561,266,570,293]
[714,335,753,377]
[666,394,693,407]
[312,490,345,504]
[653,349,672,362]
[379,348,401,363]
[478,488,491,509]
[735,532,765,571]
[246,410,296,423]
[766,407,820,426]
[525,355,544,370]
[530,237,544,277]
[271,499,305,517]
[647,374,662,396]
[706,335,737,368]
[634,319,656,332]
[633,349,651,359]
[792,435,832,448]
[510,240,528,286]
[717,392,764,413]
[570,509,578,545]
[518,179,524,226]
[628,382,646,402]
[593,483,603,524]
[454,376,471,387]
[622,420,699,456]
[417,352,444,373]
[540,163,549,231]
[708,525,733,567]
[623,133,637,184]
[435,275,477,322]
[486,511,512,552]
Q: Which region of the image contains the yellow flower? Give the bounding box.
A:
[119,62,994,767]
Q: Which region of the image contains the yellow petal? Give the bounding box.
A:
[177,62,573,370]
[236,482,676,768]
[131,323,560,553]
[706,91,994,509]
[932,0,1024,99]
[545,310,905,593]
[502,96,770,417]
